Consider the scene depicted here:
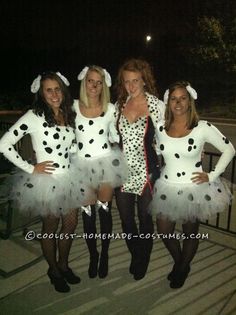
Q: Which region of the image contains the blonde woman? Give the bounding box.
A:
[73,65,126,278]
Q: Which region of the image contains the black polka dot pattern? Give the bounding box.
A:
[188,194,194,201]
[74,101,119,160]
[45,147,53,154]
[4,110,75,173]
[151,120,233,221]
[53,133,60,139]
[20,124,28,131]
[112,159,120,166]
[114,93,165,194]
[223,137,229,144]
[160,194,167,200]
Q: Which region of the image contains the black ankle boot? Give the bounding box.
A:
[58,267,81,284]
[98,254,109,278]
[133,255,150,281]
[47,269,70,293]
[167,263,179,282]
[129,255,136,275]
[88,252,99,278]
[133,261,149,281]
[169,265,191,288]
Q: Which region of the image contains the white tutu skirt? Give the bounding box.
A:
[150,177,232,222]
[1,168,89,217]
[71,147,128,190]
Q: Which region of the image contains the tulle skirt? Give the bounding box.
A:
[0,168,91,217]
[71,147,128,190]
[150,177,232,222]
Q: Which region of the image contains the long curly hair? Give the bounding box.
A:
[165,81,199,131]
[115,58,158,109]
[32,72,75,128]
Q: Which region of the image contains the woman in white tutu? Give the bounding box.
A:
[73,65,126,278]
[0,72,82,293]
[151,80,235,288]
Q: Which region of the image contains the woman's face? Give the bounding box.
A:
[169,87,190,117]
[122,70,145,98]
[42,79,63,114]
[85,70,103,100]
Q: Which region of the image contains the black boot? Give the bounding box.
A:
[47,269,70,293]
[129,253,137,275]
[58,267,81,284]
[88,251,99,278]
[167,263,179,282]
[133,238,153,281]
[82,206,99,278]
[170,265,191,288]
[98,201,112,279]
[126,237,139,276]
[98,253,109,278]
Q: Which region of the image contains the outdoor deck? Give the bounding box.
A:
[0,199,236,315]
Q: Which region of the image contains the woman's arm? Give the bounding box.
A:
[203,122,235,182]
[108,103,120,144]
[0,111,35,173]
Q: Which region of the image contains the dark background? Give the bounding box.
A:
[0,0,235,107]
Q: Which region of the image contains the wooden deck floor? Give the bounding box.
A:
[0,201,236,315]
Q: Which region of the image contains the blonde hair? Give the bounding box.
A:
[165,81,199,131]
[79,65,110,112]
[115,58,158,108]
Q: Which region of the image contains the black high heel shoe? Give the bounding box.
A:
[169,265,191,289]
[98,254,108,278]
[88,252,99,278]
[58,267,81,284]
[47,269,70,293]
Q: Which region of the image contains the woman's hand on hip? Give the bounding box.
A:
[33,161,55,174]
[191,172,209,184]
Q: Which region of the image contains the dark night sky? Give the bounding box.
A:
[0,0,234,102]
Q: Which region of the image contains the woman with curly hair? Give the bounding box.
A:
[114,58,165,280]
[0,72,83,293]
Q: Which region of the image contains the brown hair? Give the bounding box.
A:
[165,81,199,131]
[33,72,75,128]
